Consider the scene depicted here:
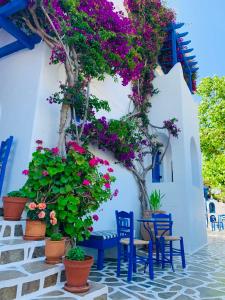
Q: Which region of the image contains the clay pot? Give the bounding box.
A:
[23,220,46,240]
[45,238,66,264]
[64,256,94,293]
[3,197,28,221]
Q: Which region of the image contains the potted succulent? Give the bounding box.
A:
[24,201,56,240]
[45,232,66,264]
[3,189,28,221]
[64,247,94,293]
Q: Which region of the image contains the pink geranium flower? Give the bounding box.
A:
[89,158,98,167]
[68,141,85,154]
[42,171,49,177]
[93,214,99,221]
[50,211,56,219]
[83,179,91,186]
[103,173,110,180]
[38,203,46,210]
[28,202,36,210]
[104,160,109,166]
[38,211,46,219]
[22,170,29,175]
[107,168,114,173]
[105,182,111,189]
[50,218,57,225]
[51,147,59,155]
[36,146,43,151]
[88,226,93,232]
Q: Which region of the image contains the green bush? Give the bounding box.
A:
[66,247,85,261]
[149,190,165,211]
[7,189,27,197]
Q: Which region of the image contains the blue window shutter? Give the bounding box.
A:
[152,151,161,183]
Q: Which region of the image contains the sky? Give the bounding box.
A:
[167,0,225,83]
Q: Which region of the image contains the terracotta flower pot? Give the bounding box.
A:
[45,238,66,264]
[64,256,94,293]
[3,196,28,221]
[23,220,46,240]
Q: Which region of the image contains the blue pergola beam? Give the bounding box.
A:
[0,16,34,49]
[0,0,27,17]
[0,40,25,58]
[176,32,188,39]
[179,40,191,46]
[181,48,194,54]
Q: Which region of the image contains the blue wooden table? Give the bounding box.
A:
[137,218,173,241]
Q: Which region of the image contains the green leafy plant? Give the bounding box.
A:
[22,140,117,240]
[149,190,165,211]
[50,233,63,241]
[66,247,85,261]
[7,189,27,197]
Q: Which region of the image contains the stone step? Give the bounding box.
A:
[0,218,25,239]
[31,282,108,300]
[0,238,45,267]
[0,259,64,300]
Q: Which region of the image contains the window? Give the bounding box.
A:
[209,202,215,214]
[152,151,161,183]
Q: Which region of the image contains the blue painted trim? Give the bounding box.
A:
[0,136,13,196]
[0,0,27,17]
[0,16,34,49]
[152,151,161,183]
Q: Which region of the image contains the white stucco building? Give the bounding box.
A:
[0,0,207,255]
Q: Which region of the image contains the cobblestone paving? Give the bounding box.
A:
[87,231,225,299]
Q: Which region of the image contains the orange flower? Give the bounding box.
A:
[50,218,57,225]
[38,211,46,219]
[38,203,46,210]
[28,202,37,210]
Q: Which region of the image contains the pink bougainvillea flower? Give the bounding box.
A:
[104,160,109,166]
[107,168,114,173]
[50,211,56,219]
[83,179,91,186]
[103,173,110,180]
[28,202,36,210]
[113,189,119,197]
[36,140,43,144]
[88,226,93,232]
[104,182,111,189]
[42,170,49,177]
[67,141,85,154]
[50,218,57,225]
[38,211,46,219]
[38,203,46,210]
[93,214,99,221]
[36,146,43,151]
[77,172,82,177]
[89,158,98,167]
[22,169,29,175]
[51,147,59,155]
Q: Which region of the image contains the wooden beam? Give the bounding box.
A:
[0,40,25,58]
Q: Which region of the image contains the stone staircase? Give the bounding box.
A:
[0,218,108,300]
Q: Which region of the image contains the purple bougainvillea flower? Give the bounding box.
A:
[22,170,29,175]
[93,214,99,221]
[36,140,43,144]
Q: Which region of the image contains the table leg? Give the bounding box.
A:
[97,249,104,270]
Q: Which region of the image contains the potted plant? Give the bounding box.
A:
[64,247,94,293]
[24,201,55,241]
[3,189,28,221]
[141,190,165,241]
[45,232,66,264]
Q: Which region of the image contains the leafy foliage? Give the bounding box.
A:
[50,233,63,241]
[66,247,85,261]
[7,189,27,198]
[197,76,225,200]
[22,140,117,239]
[149,190,165,211]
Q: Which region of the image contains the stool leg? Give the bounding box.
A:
[170,240,174,272]
[160,237,165,269]
[133,246,137,273]
[117,243,121,277]
[128,245,133,282]
[123,245,128,262]
[97,249,104,270]
[148,240,154,280]
[180,237,186,269]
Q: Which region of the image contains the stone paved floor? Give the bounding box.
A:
[87,230,225,300]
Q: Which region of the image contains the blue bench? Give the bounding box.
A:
[78,230,118,270]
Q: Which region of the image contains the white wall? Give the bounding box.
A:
[0,30,63,201]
